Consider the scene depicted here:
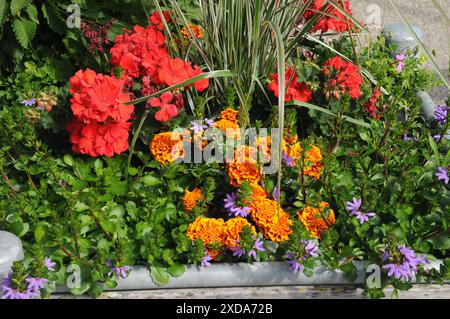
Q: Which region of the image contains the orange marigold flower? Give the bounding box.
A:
[249,197,293,242]
[213,119,241,139]
[186,217,227,246]
[305,145,323,163]
[183,188,205,212]
[219,108,239,123]
[150,132,184,164]
[282,134,302,161]
[297,202,335,239]
[303,162,324,180]
[303,145,324,179]
[255,136,272,161]
[251,184,268,200]
[223,217,256,248]
[181,24,204,39]
[227,162,261,187]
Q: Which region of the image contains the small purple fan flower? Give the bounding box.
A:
[223,192,250,217]
[20,98,37,106]
[201,252,213,267]
[44,257,56,272]
[248,238,265,261]
[282,152,295,167]
[285,240,319,273]
[107,260,131,279]
[434,105,448,126]
[382,245,428,281]
[436,166,449,185]
[345,197,362,213]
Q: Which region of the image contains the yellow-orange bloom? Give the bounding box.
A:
[282,134,302,162]
[223,217,256,248]
[183,188,204,212]
[249,196,292,242]
[303,145,324,179]
[150,132,184,164]
[214,119,241,139]
[181,24,204,39]
[219,108,239,123]
[297,202,335,239]
[186,216,227,246]
[251,184,268,200]
[227,162,261,187]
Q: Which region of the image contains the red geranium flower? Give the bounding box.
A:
[268,67,312,102]
[69,70,133,123]
[364,88,382,120]
[158,57,209,92]
[67,121,132,157]
[323,56,362,100]
[149,10,171,30]
[303,0,353,33]
[149,92,178,122]
[110,25,168,78]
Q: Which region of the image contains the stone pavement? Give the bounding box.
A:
[350,0,449,103]
[53,284,450,299]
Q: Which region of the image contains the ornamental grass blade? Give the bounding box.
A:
[125,70,233,105]
[287,100,371,128]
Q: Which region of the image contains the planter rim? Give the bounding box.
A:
[56,260,446,293]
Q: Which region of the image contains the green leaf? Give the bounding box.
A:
[25,3,38,23]
[94,159,103,176]
[41,3,65,35]
[99,219,116,233]
[105,181,128,196]
[150,266,170,286]
[428,135,441,165]
[70,282,90,296]
[10,0,30,15]
[34,223,46,243]
[340,262,358,282]
[63,154,75,167]
[0,0,8,28]
[142,174,161,186]
[167,264,186,277]
[128,167,139,176]
[12,17,36,48]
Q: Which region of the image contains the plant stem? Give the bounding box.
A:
[127,109,151,176]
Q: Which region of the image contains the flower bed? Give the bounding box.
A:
[0,0,448,299]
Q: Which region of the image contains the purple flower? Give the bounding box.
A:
[382,245,428,281]
[248,238,265,261]
[345,198,362,213]
[303,240,319,258]
[285,252,303,273]
[282,152,295,167]
[107,260,131,279]
[204,118,215,127]
[25,277,48,293]
[230,245,246,258]
[285,240,319,273]
[201,253,213,267]
[352,211,377,224]
[434,105,448,126]
[433,134,442,141]
[1,273,37,299]
[190,120,208,134]
[345,197,376,224]
[44,257,56,272]
[223,192,250,217]
[436,166,449,185]
[272,186,281,201]
[396,54,405,73]
[20,98,37,106]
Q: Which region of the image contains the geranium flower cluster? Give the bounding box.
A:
[268,67,312,102]
[364,88,383,120]
[323,56,362,100]
[302,0,354,33]
[67,69,134,157]
[109,12,208,122]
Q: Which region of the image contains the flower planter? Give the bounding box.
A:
[56,261,444,293]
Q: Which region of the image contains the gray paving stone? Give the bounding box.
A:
[52,284,450,299]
